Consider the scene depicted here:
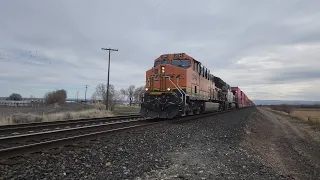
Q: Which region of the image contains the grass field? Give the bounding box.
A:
[0,109,114,126]
[0,102,100,116]
[291,109,320,125]
[113,104,140,115]
[0,103,141,126]
[265,106,320,125]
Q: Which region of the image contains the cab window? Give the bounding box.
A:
[154,60,170,67]
[172,59,191,69]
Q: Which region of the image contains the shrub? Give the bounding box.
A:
[270,104,294,114]
[7,93,22,101]
[63,112,73,120]
[44,89,67,105]
[11,113,44,124]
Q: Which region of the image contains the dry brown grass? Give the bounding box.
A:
[0,109,114,126]
[0,116,13,126]
[291,109,320,125]
[89,103,106,109]
[265,107,320,125]
[113,105,140,115]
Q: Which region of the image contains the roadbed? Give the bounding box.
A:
[1,107,319,179]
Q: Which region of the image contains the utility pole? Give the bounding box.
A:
[76,91,79,102]
[84,85,89,102]
[101,47,118,110]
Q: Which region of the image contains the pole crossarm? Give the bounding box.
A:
[101,48,118,51]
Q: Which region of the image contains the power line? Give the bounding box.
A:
[156,0,164,8]
[101,47,118,110]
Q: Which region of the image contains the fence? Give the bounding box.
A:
[0,100,43,107]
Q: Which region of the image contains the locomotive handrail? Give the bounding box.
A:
[163,76,184,96]
[164,76,186,106]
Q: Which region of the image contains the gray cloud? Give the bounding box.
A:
[269,69,320,83]
[0,0,319,100]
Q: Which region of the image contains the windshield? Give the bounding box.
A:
[154,60,170,67]
[172,59,191,69]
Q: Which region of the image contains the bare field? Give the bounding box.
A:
[291,108,320,125]
[0,109,114,126]
[113,104,140,115]
[0,102,113,126]
[0,102,101,116]
[266,107,320,125]
[0,103,141,126]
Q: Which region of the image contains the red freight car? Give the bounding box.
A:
[241,91,245,107]
[231,87,244,108]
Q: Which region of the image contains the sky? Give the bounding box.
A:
[0,0,319,101]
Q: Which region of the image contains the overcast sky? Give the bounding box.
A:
[0,0,319,101]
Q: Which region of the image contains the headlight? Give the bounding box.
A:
[167,88,170,91]
[161,66,165,73]
[145,87,149,91]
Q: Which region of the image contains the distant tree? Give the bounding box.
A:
[29,95,35,99]
[91,92,98,102]
[133,86,145,103]
[270,104,294,114]
[120,85,136,106]
[94,83,123,110]
[7,93,22,101]
[44,89,67,105]
[113,90,124,109]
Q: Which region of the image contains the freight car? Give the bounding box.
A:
[140,53,253,119]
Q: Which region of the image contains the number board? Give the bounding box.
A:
[160,55,169,61]
[173,53,184,59]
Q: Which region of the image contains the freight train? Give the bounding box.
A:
[140,53,254,119]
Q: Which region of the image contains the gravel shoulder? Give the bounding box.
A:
[242,107,320,180]
[1,107,319,179]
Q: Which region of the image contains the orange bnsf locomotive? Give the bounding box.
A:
[140,53,252,119]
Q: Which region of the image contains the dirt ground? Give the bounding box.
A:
[243,107,320,179]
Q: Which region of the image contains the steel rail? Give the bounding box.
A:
[0,123,160,159]
[0,107,252,159]
[0,118,148,146]
[0,114,141,134]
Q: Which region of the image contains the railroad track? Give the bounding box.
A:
[0,108,247,160]
[0,114,141,136]
[0,116,156,159]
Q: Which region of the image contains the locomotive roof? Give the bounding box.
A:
[154,53,231,88]
[155,53,194,61]
[155,53,209,68]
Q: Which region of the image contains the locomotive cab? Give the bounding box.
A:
[140,53,191,119]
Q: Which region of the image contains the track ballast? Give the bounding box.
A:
[0,108,247,160]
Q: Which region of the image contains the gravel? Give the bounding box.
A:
[243,108,320,180]
[0,108,298,179]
